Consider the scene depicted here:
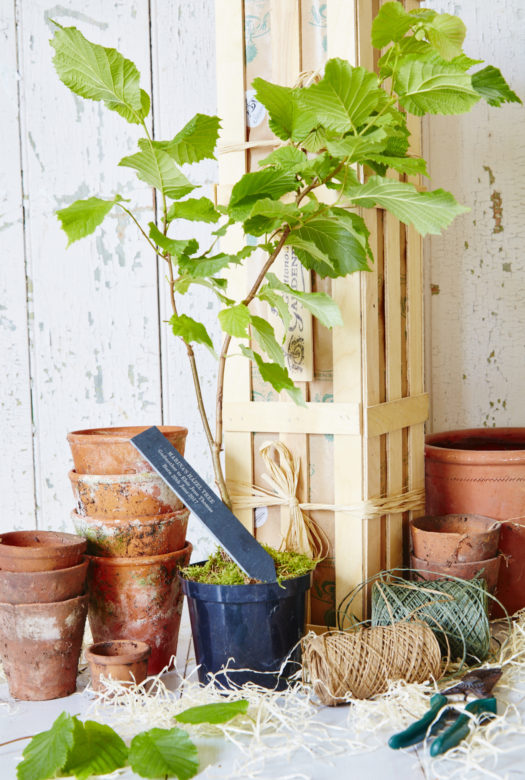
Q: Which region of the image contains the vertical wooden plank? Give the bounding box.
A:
[271,0,301,84]
[18,1,161,532]
[0,4,36,531]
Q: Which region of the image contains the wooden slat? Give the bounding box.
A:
[224,401,361,434]
[367,394,429,437]
[271,0,301,85]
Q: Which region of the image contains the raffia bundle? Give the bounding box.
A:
[302,621,442,705]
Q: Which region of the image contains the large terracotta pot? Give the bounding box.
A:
[410,514,501,564]
[0,594,88,700]
[67,426,188,475]
[0,559,88,604]
[69,470,184,517]
[426,428,525,616]
[71,508,189,557]
[86,542,192,675]
[0,530,87,573]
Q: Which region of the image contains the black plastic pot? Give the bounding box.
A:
[180,566,312,689]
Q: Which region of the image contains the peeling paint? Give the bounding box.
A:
[483,164,495,186]
[502,262,512,272]
[490,191,503,233]
[430,283,440,295]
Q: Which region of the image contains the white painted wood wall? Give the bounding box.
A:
[1,1,523,540]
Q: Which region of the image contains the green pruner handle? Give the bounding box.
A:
[389,694,448,750]
[429,697,497,757]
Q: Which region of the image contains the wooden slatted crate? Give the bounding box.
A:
[215,0,427,623]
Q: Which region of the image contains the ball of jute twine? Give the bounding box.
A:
[302,621,442,705]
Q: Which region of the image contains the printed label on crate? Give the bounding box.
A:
[131,427,277,582]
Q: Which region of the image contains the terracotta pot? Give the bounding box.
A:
[426,428,525,616]
[410,514,501,564]
[410,554,501,594]
[67,426,188,475]
[69,470,184,517]
[87,542,192,675]
[0,558,88,604]
[0,530,87,573]
[71,508,189,557]
[85,640,151,691]
[0,594,88,700]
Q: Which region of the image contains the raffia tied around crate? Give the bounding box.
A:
[229,441,425,558]
[302,621,442,704]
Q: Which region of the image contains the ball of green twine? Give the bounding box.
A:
[371,578,490,663]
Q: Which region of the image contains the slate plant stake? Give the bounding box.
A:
[51,3,520,510]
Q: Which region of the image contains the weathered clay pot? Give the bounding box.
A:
[71,508,189,557]
[410,514,501,564]
[87,542,192,675]
[69,470,184,517]
[0,558,88,604]
[67,426,188,475]
[85,640,151,691]
[0,530,87,573]
[426,428,525,616]
[0,594,88,700]
[410,554,501,594]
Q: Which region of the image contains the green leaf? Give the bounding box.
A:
[240,346,305,406]
[472,66,522,107]
[250,316,285,366]
[243,198,301,236]
[218,303,251,337]
[119,139,195,199]
[345,176,469,235]
[284,233,335,276]
[394,55,480,116]
[56,195,121,245]
[17,712,75,780]
[297,58,389,134]
[179,252,244,278]
[425,13,466,61]
[228,169,298,220]
[170,314,215,354]
[371,2,415,48]
[325,128,388,160]
[63,719,128,780]
[259,146,308,172]
[129,727,199,780]
[50,26,145,124]
[252,79,316,141]
[151,114,220,165]
[365,153,429,177]
[257,287,292,333]
[265,273,343,328]
[175,700,249,725]
[167,197,220,223]
[149,222,199,257]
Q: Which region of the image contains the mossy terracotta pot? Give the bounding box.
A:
[0,530,87,573]
[67,426,188,475]
[410,514,501,564]
[85,640,151,691]
[72,508,189,557]
[69,470,184,517]
[0,558,88,604]
[87,542,192,675]
[0,594,88,700]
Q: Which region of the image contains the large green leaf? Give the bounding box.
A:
[265,273,343,328]
[345,176,468,235]
[240,346,305,406]
[17,712,75,780]
[472,66,522,107]
[371,2,415,48]
[365,153,429,177]
[257,287,291,333]
[394,55,480,116]
[243,199,302,236]
[50,26,146,124]
[170,314,215,354]
[218,303,251,337]
[250,316,285,366]
[151,114,220,165]
[149,222,199,257]
[167,197,220,223]
[63,720,128,780]
[252,78,296,140]
[325,128,388,160]
[119,139,195,199]
[259,146,308,172]
[228,169,298,220]
[175,700,249,725]
[56,195,121,245]
[297,58,389,134]
[179,252,243,278]
[425,13,466,61]
[129,727,199,780]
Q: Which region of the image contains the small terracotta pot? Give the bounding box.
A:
[87,541,192,675]
[85,640,151,691]
[0,530,87,572]
[69,470,184,517]
[71,508,189,557]
[0,558,88,604]
[410,554,501,593]
[0,594,88,700]
[67,426,188,475]
[410,514,501,564]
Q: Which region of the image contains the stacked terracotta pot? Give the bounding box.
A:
[0,530,88,700]
[68,426,192,674]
